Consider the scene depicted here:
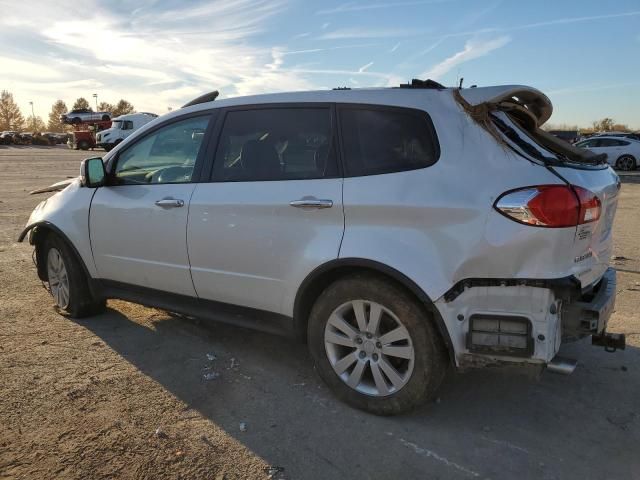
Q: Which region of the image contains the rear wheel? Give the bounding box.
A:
[101,114,110,121]
[308,274,447,415]
[616,155,636,171]
[72,117,81,125]
[77,140,90,150]
[42,235,105,318]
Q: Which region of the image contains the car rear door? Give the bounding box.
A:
[187,105,344,315]
[90,113,214,296]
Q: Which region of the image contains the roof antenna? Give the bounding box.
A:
[458,77,464,89]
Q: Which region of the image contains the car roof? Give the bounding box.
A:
[174,84,552,125]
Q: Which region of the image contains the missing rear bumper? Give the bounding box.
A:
[592,331,626,352]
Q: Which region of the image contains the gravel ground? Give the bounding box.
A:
[1,146,638,480]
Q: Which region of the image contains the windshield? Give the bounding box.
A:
[111,120,123,130]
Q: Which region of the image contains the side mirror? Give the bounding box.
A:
[80,157,106,188]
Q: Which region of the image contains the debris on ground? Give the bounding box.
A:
[206,353,217,361]
[611,255,630,261]
[203,372,220,381]
[239,422,247,432]
[229,357,239,368]
[155,427,168,439]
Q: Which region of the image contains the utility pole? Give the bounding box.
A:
[93,93,98,112]
[29,101,35,131]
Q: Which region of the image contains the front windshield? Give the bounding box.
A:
[111,120,122,130]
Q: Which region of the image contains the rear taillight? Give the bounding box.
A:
[495,185,601,228]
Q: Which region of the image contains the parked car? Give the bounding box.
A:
[0,131,17,144]
[19,82,624,415]
[592,131,640,142]
[60,109,112,124]
[96,112,158,151]
[575,136,640,170]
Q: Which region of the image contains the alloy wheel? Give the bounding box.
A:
[324,300,415,397]
[47,248,70,309]
[617,156,635,171]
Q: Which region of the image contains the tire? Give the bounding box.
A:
[101,114,110,121]
[42,234,105,318]
[72,117,81,125]
[77,140,90,150]
[616,155,636,171]
[308,273,448,415]
[103,144,113,152]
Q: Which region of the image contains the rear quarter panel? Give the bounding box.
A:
[339,92,569,302]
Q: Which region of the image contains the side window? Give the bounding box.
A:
[123,120,134,130]
[213,108,337,181]
[339,107,438,176]
[114,115,210,185]
[618,140,630,146]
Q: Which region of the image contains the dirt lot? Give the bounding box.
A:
[1,146,639,480]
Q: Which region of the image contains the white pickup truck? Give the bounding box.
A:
[95,112,158,152]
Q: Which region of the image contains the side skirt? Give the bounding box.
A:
[98,280,295,338]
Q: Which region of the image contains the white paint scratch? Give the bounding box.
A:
[399,438,480,477]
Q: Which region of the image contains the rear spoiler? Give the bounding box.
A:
[454,88,606,165]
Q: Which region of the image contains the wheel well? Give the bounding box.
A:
[293,261,454,363]
[28,224,92,287]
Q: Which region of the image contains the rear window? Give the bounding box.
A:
[339,106,439,176]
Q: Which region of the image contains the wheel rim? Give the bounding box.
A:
[47,248,70,309]
[618,156,634,171]
[324,300,415,397]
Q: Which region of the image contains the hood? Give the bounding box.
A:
[457,85,553,127]
[30,177,77,195]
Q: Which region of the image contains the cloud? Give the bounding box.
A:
[321,22,331,29]
[319,27,425,39]
[421,36,511,80]
[0,0,321,118]
[390,42,401,53]
[316,0,454,15]
[358,62,374,72]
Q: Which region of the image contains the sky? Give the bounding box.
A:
[1,0,639,128]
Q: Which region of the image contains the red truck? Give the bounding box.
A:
[67,120,112,150]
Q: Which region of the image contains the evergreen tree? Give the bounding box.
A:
[72,97,92,111]
[0,90,25,131]
[47,100,68,132]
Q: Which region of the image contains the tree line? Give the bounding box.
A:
[0,90,136,133]
[541,118,636,134]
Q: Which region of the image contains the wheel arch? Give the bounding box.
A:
[293,258,455,363]
[18,221,93,285]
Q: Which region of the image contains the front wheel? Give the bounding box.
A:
[42,235,105,318]
[616,155,636,171]
[308,274,448,415]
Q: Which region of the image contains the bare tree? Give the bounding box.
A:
[112,99,135,116]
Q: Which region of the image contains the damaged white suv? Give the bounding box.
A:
[20,80,624,415]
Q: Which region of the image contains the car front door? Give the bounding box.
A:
[187,105,344,315]
[90,114,213,296]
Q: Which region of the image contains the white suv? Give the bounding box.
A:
[20,81,624,415]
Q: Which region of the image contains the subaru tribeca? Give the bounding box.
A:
[19,80,624,415]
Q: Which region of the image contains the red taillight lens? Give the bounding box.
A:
[495,185,601,228]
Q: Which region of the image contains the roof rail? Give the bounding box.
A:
[399,79,446,90]
[182,90,219,108]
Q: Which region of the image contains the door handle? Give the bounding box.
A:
[289,197,333,209]
[155,198,184,208]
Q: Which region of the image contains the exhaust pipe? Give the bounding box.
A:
[547,356,577,375]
